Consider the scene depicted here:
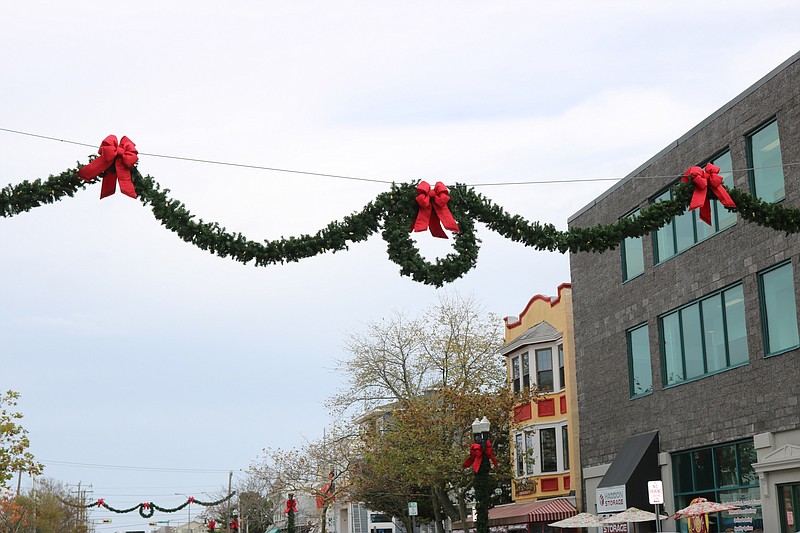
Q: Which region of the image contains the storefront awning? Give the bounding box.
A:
[452,498,578,529]
[597,430,660,511]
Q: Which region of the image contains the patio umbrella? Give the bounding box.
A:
[548,512,606,528]
[602,507,668,523]
[670,497,739,519]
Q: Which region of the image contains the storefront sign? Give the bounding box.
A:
[597,485,627,513]
[602,524,628,533]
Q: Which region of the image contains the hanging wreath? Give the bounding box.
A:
[3,140,799,286]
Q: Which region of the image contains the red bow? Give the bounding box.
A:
[285,498,298,514]
[188,496,195,503]
[77,135,139,199]
[412,181,460,238]
[96,498,105,507]
[681,163,736,225]
[462,441,499,473]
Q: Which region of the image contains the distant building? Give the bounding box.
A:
[501,283,582,511]
[568,51,800,532]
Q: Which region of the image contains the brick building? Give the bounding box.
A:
[568,51,800,532]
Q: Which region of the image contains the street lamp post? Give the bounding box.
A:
[471,417,491,533]
[175,493,193,533]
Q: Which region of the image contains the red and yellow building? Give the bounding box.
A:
[501,283,582,510]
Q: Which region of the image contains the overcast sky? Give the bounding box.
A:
[3,1,800,531]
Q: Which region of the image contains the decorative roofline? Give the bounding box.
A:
[504,283,572,329]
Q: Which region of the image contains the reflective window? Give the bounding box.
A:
[562,426,570,471]
[536,348,554,392]
[627,324,653,398]
[653,151,735,263]
[539,428,557,472]
[759,262,800,355]
[521,352,530,390]
[558,344,565,391]
[660,284,748,386]
[512,356,521,392]
[622,209,645,281]
[748,120,785,202]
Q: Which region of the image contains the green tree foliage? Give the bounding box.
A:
[0,391,43,490]
[333,294,538,533]
[16,478,87,533]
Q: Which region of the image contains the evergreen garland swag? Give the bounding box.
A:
[3,163,800,286]
[62,493,236,519]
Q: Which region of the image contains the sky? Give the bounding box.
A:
[2,1,799,531]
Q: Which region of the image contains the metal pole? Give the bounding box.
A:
[227,471,233,533]
[654,503,662,533]
[189,501,192,533]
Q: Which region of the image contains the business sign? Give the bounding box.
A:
[602,524,628,533]
[596,485,627,513]
[648,480,664,504]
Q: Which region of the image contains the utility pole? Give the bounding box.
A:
[227,471,233,533]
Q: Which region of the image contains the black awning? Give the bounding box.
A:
[598,430,660,510]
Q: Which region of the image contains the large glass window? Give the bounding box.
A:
[557,344,565,391]
[622,209,645,281]
[672,440,762,533]
[653,151,735,263]
[748,119,785,202]
[536,348,554,392]
[627,324,653,398]
[759,262,799,355]
[512,356,521,392]
[521,352,530,390]
[660,284,748,386]
[539,427,557,473]
[562,426,570,471]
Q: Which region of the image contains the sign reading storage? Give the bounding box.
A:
[596,485,626,513]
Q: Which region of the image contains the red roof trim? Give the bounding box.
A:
[504,283,572,330]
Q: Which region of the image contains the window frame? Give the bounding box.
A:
[621,208,645,282]
[747,117,785,203]
[658,282,748,387]
[513,421,570,478]
[627,323,653,399]
[758,260,800,357]
[535,347,554,392]
[652,149,736,264]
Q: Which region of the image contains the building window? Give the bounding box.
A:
[536,348,554,392]
[653,150,735,263]
[622,209,645,281]
[660,284,748,386]
[557,344,565,391]
[521,352,530,390]
[512,356,521,392]
[779,483,800,533]
[627,324,653,398]
[514,423,569,477]
[748,119,785,202]
[759,261,799,355]
[539,427,557,473]
[672,440,762,532]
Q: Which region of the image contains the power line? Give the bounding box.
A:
[42,459,233,473]
[2,126,797,188]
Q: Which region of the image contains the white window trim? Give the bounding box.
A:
[513,421,569,478]
[508,340,565,392]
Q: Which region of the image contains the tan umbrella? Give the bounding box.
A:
[603,507,668,523]
[549,512,605,528]
[670,497,739,519]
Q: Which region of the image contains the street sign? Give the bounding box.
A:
[408,501,418,516]
[648,480,664,505]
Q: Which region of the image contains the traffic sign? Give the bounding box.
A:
[408,501,418,516]
[647,480,664,505]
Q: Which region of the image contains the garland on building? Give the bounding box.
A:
[2,155,800,286]
[62,493,235,519]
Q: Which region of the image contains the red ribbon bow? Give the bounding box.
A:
[96,498,105,507]
[462,441,499,473]
[681,163,736,225]
[77,135,139,199]
[411,181,460,239]
[142,502,150,509]
[285,498,298,514]
[188,496,195,503]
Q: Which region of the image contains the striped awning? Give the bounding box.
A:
[452,498,578,529]
[527,498,578,523]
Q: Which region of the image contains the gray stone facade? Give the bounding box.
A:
[568,50,800,530]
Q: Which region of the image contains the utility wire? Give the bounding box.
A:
[42,459,233,473]
[2,126,797,187]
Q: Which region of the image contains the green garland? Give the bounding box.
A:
[2,162,798,286]
[61,493,236,519]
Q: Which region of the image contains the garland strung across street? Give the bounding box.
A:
[2,135,800,287]
[63,493,236,519]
